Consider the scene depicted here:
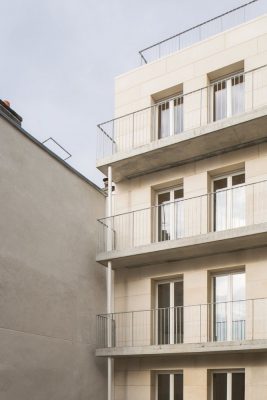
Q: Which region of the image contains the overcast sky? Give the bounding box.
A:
[0,0,265,186]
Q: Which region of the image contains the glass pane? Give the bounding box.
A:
[232,185,245,228]
[213,373,227,400]
[231,75,244,116]
[158,192,171,242]
[174,97,184,134]
[174,282,184,344]
[158,102,170,138]
[174,189,184,239]
[174,374,183,400]
[214,276,228,341]
[174,189,184,199]
[232,373,245,400]
[232,273,246,340]
[158,374,170,400]
[232,173,245,186]
[214,178,228,231]
[158,284,170,345]
[214,81,227,121]
[158,283,170,308]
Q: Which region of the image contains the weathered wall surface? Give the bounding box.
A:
[0,115,106,400]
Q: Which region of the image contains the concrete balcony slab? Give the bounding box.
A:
[97,107,267,182]
[96,339,267,358]
[96,222,267,268]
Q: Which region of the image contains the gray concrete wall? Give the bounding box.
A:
[0,114,106,400]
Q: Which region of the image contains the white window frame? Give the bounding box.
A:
[156,186,184,241]
[212,170,245,231]
[156,279,183,345]
[211,270,245,342]
[155,371,183,400]
[211,369,245,400]
[210,70,244,122]
[156,93,184,138]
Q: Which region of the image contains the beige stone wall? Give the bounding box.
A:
[115,15,267,117]
[114,353,267,400]
[113,143,267,219]
[114,247,267,311]
[113,247,267,346]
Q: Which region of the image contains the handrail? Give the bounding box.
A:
[97,64,266,150]
[97,179,267,222]
[97,297,265,318]
[139,0,261,64]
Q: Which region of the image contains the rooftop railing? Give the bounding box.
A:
[97,297,267,349]
[97,64,267,161]
[97,179,267,255]
[139,0,266,64]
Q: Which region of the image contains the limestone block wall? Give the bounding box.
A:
[114,353,267,400]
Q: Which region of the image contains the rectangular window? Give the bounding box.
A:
[157,280,183,345]
[157,186,184,242]
[212,271,245,342]
[212,72,244,122]
[157,94,184,138]
[157,372,183,400]
[213,171,245,232]
[212,371,245,400]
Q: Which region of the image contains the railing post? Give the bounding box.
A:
[252,299,254,340]
[200,304,202,343]
[132,311,134,347]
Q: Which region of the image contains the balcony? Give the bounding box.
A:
[97,65,267,182]
[97,180,267,268]
[96,298,267,357]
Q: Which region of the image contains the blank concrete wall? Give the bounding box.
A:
[0,115,106,400]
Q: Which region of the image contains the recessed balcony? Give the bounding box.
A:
[96,297,267,357]
[97,65,267,182]
[97,180,267,268]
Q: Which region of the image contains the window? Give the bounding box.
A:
[212,371,245,400]
[156,280,183,345]
[212,72,244,121]
[157,186,184,242]
[157,372,183,400]
[157,94,184,139]
[213,171,245,231]
[212,271,245,342]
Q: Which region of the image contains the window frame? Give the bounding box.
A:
[155,371,183,400]
[156,92,184,139]
[210,70,245,122]
[156,278,184,345]
[212,170,245,232]
[211,270,246,342]
[156,185,184,242]
[210,369,245,400]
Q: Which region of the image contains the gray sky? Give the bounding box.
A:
[0,0,264,186]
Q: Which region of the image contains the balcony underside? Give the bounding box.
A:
[96,339,267,358]
[96,222,267,268]
[97,107,267,182]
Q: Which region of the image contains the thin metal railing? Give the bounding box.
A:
[139,0,263,64]
[97,179,267,254]
[96,297,267,349]
[96,64,267,160]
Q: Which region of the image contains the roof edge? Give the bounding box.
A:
[0,108,104,195]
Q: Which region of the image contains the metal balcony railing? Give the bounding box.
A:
[97,179,267,255]
[96,297,267,349]
[139,0,266,64]
[97,64,267,160]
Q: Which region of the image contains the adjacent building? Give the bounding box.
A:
[0,100,106,400]
[96,4,267,400]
